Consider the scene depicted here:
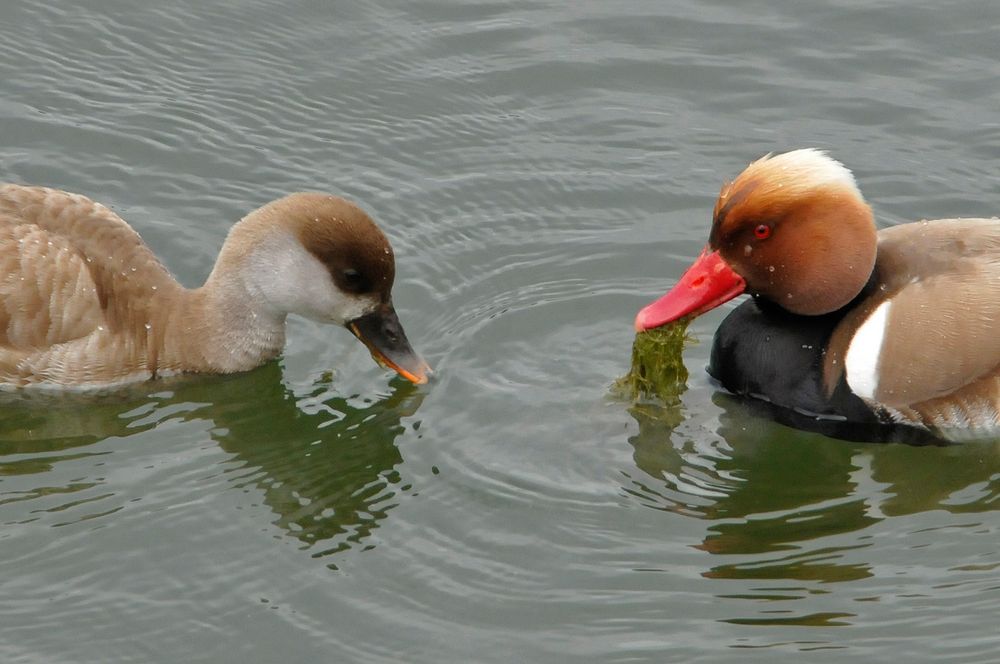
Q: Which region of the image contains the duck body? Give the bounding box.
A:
[708,294,878,425]
[636,149,1000,443]
[0,184,430,389]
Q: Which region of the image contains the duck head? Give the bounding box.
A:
[635,149,878,331]
[218,193,432,383]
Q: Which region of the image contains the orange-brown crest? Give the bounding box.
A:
[708,149,877,315]
[711,149,862,244]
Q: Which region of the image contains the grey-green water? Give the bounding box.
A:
[2,1,1000,662]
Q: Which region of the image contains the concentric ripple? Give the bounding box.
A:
[3,0,1000,662]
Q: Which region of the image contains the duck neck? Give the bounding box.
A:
[157,264,289,376]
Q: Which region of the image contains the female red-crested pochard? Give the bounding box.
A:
[636,149,1000,443]
[0,185,431,388]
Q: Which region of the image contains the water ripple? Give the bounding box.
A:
[4,0,1000,661]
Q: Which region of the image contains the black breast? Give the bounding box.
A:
[707,298,944,445]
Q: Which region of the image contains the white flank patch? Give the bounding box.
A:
[845,301,890,401]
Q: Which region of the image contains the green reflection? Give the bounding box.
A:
[623,389,1000,598]
[190,364,425,558]
[0,363,425,561]
[0,390,144,477]
[722,611,855,627]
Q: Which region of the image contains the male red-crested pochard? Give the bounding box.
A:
[635,149,1000,443]
[0,185,431,388]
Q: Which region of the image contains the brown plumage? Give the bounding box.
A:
[823,218,1000,430]
[0,185,429,388]
[709,151,877,316]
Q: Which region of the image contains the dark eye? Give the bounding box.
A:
[754,224,772,240]
[343,269,361,283]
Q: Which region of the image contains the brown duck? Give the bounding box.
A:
[0,185,430,388]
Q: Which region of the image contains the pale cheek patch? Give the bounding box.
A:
[845,300,890,401]
[332,293,379,324]
[246,232,382,325]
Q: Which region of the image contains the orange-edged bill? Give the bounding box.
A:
[348,303,431,384]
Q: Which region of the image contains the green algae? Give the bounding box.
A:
[613,318,693,403]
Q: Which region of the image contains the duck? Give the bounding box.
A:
[0,184,431,388]
[635,149,1000,443]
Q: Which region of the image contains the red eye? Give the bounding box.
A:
[754,224,771,240]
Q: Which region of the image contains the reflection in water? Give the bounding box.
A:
[0,363,424,563]
[623,390,1000,625]
[200,364,425,561]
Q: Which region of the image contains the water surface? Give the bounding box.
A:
[2,1,1000,662]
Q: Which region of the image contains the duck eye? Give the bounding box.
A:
[754,224,772,240]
